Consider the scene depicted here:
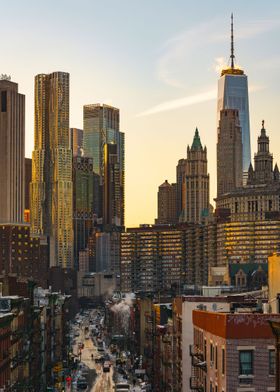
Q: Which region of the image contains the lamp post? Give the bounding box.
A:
[268,320,280,392]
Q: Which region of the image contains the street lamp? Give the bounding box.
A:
[268,320,280,392]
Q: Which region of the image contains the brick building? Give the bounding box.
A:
[191,310,280,392]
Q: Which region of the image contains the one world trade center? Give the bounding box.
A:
[217,15,251,177]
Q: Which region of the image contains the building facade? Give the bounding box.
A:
[155,180,178,225]
[30,71,73,268]
[121,223,209,293]
[0,78,25,224]
[24,158,32,211]
[217,109,243,198]
[191,310,279,392]
[0,224,49,288]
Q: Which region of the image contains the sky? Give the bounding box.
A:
[2,0,280,227]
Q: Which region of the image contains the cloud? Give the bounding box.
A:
[136,89,216,117]
[157,18,280,88]
[136,84,266,117]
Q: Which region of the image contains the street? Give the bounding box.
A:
[70,309,143,392]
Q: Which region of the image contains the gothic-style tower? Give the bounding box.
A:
[247,121,275,185]
[184,128,209,223]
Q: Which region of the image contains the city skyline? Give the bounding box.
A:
[3,0,280,226]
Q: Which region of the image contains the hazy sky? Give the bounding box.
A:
[3,0,280,226]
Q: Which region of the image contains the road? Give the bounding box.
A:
[72,319,114,392]
[72,311,144,392]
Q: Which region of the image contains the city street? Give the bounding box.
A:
[72,312,115,392]
[71,310,143,392]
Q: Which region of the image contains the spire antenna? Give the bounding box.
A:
[230,13,235,69]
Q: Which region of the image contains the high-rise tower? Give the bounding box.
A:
[184,128,209,223]
[83,104,125,226]
[30,72,73,268]
[0,77,25,223]
[217,109,243,197]
[217,14,251,175]
[155,180,178,225]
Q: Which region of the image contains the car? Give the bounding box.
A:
[115,383,130,391]
[103,361,110,372]
[77,378,88,390]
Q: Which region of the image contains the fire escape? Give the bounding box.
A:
[189,345,207,392]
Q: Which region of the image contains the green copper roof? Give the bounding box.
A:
[191,127,203,150]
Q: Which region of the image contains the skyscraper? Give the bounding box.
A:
[70,127,83,156]
[0,77,25,223]
[155,180,178,224]
[184,128,209,223]
[103,143,124,227]
[73,156,95,268]
[217,15,251,174]
[83,104,125,226]
[30,72,73,268]
[217,109,243,197]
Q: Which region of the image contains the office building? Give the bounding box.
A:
[184,128,209,223]
[155,180,178,224]
[0,77,25,223]
[70,127,83,156]
[30,72,73,268]
[217,15,251,175]
[83,104,125,226]
[217,109,243,197]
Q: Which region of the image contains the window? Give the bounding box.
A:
[239,350,253,375]
[222,348,225,375]
[215,345,218,369]
[210,343,214,365]
[1,91,7,112]
[269,349,275,376]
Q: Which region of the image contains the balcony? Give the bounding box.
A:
[189,345,207,372]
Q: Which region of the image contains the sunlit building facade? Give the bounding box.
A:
[0,78,25,224]
[30,72,73,268]
[121,223,209,293]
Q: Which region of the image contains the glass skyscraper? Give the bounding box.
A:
[217,16,251,174]
[83,104,125,227]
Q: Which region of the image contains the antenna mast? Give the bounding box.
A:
[230,13,235,69]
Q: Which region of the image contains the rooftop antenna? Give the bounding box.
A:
[230,13,235,69]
